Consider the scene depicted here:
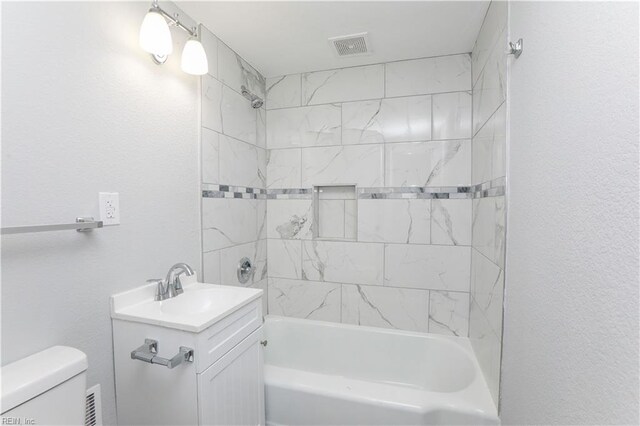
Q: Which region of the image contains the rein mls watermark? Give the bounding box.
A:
[1,417,35,425]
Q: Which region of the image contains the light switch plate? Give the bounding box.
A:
[99,192,120,225]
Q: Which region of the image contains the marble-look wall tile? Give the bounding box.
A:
[266,148,301,189]
[257,199,267,240]
[199,26,219,79]
[267,239,302,279]
[201,76,259,145]
[469,2,507,409]
[266,104,341,148]
[384,244,471,291]
[202,128,219,184]
[472,103,506,185]
[302,64,384,105]
[268,278,341,321]
[218,41,265,99]
[202,75,223,132]
[471,248,504,336]
[428,291,470,337]
[385,54,471,97]
[202,198,259,251]
[202,250,221,284]
[219,135,265,188]
[469,299,502,405]
[221,85,257,145]
[472,196,506,268]
[472,1,508,86]
[255,239,268,282]
[301,145,384,187]
[266,74,301,109]
[432,92,472,140]
[342,285,429,332]
[256,107,266,149]
[342,95,431,144]
[385,140,471,187]
[266,199,313,240]
[473,40,506,136]
[250,279,268,315]
[302,240,384,286]
[431,199,472,246]
[219,239,267,286]
[358,199,430,244]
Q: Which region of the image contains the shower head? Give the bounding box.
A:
[241,85,264,109]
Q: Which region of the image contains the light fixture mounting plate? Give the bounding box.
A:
[151,53,168,65]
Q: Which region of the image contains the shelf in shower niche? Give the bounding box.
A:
[313,185,357,241]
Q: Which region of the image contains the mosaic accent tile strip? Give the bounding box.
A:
[201,178,505,200]
[359,187,472,200]
[470,177,506,198]
[266,188,313,200]
[202,183,267,199]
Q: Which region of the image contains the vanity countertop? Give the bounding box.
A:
[110,276,262,333]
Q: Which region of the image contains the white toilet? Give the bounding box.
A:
[1,346,88,425]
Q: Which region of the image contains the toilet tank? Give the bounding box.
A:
[1,346,88,425]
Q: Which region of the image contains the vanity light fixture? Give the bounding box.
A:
[181,38,208,75]
[139,6,172,60]
[139,0,208,75]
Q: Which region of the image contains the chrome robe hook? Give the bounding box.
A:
[508,38,523,58]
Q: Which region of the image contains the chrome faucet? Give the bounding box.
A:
[152,263,196,301]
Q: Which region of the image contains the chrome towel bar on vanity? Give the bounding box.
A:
[131,339,194,369]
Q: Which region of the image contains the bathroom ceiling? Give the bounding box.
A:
[179,1,490,77]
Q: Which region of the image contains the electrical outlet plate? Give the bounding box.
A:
[99,192,120,225]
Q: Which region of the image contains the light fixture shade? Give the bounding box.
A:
[139,10,172,55]
[181,39,208,75]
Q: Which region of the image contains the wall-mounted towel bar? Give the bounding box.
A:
[1,217,103,235]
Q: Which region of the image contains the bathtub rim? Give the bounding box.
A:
[263,314,499,420]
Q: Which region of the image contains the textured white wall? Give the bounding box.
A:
[1,2,200,423]
[502,2,639,424]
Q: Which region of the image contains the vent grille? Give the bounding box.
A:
[85,384,103,426]
[329,33,371,57]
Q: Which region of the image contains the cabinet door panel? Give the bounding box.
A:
[196,299,262,373]
[198,327,265,425]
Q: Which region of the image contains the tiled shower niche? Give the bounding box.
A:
[313,185,357,241]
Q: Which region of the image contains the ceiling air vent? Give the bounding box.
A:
[329,32,371,57]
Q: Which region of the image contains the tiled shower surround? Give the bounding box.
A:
[468,0,508,407]
[264,54,475,337]
[199,25,268,308]
[200,0,507,408]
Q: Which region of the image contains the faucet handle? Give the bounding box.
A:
[147,278,165,301]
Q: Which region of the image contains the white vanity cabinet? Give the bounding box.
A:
[197,327,264,425]
[111,281,265,426]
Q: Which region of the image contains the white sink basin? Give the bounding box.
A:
[110,276,263,332]
[160,290,218,315]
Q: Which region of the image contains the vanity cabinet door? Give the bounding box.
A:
[197,326,265,425]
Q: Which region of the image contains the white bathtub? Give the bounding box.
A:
[263,316,499,426]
